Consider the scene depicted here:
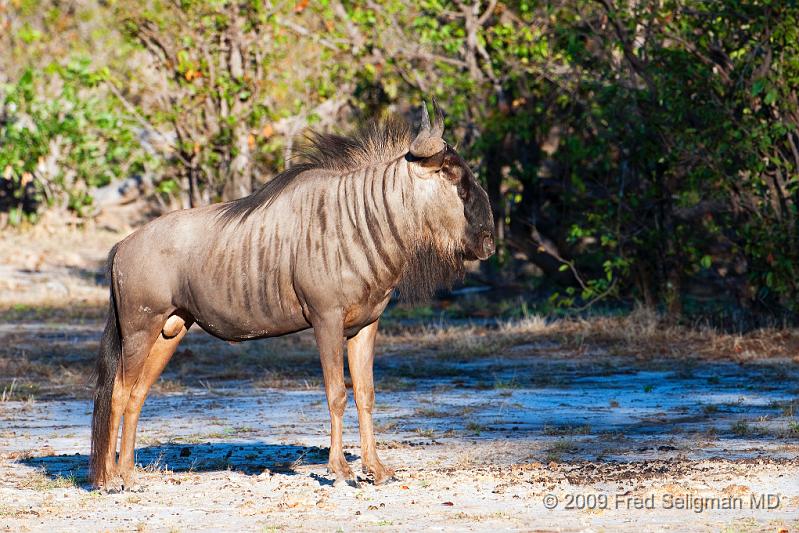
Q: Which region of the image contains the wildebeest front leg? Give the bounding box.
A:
[347,320,395,484]
[313,313,355,486]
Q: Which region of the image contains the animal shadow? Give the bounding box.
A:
[21,442,355,489]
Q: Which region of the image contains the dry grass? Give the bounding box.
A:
[2,304,798,399]
[545,439,579,462]
[377,314,552,361]
[381,306,799,363]
[542,424,591,436]
[17,468,78,491]
[545,306,799,361]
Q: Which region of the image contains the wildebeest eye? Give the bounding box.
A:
[440,162,464,184]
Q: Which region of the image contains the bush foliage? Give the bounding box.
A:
[2,0,798,316]
[0,59,153,220]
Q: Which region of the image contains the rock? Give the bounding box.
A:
[91,176,146,207]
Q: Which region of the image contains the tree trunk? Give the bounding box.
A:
[483,141,505,249]
[223,128,253,201]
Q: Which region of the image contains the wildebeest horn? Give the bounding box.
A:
[410,101,446,158]
[431,99,444,138]
[420,103,431,131]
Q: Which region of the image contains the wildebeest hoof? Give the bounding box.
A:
[364,463,395,485]
[123,481,145,493]
[372,473,397,486]
[333,476,359,488]
[328,460,355,483]
[118,472,144,493]
[99,475,125,494]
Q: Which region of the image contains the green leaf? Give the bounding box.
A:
[764,89,777,105]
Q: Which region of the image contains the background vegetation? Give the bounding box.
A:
[2,0,798,322]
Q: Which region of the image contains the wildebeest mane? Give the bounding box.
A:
[217,114,412,224]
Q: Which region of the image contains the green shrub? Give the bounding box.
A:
[0,58,152,222]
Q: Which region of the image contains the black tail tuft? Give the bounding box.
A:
[90,243,122,486]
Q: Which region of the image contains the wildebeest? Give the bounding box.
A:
[90,103,495,490]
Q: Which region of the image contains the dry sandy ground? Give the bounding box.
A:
[0,225,123,308]
[1,226,799,532]
[2,346,798,532]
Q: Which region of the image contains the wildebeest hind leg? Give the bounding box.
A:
[96,329,155,492]
[347,320,395,484]
[117,313,191,489]
[97,370,133,490]
[313,313,356,486]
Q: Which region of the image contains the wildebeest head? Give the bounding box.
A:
[407,103,496,262]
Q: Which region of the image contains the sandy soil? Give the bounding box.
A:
[2,337,798,532]
[1,226,798,532]
[0,225,123,308]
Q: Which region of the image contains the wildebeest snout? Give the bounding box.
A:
[479,230,495,260]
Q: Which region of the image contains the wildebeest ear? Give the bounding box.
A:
[410,101,446,158]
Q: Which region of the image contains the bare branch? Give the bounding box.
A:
[104,81,190,166]
[593,0,656,94]
[477,0,498,26]
[332,0,365,53]
[274,16,340,51]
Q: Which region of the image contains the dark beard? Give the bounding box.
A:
[395,243,465,304]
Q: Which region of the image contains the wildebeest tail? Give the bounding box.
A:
[90,243,122,486]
